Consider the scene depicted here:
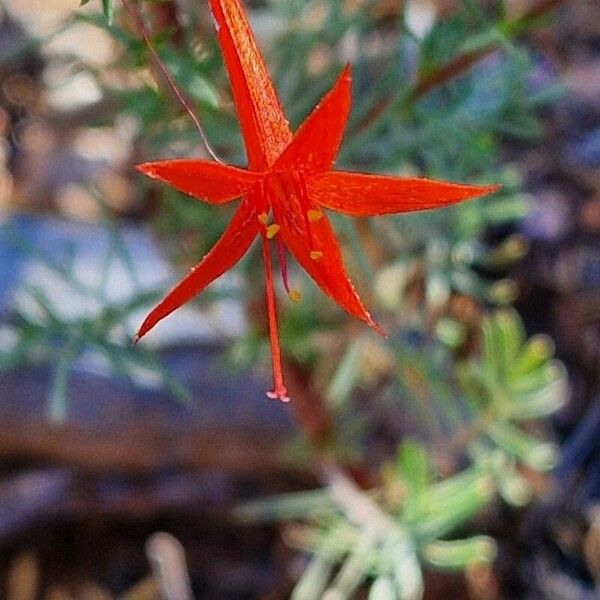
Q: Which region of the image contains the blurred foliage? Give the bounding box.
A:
[237,310,567,599]
[0,0,569,597]
[238,449,497,600]
[0,196,189,421]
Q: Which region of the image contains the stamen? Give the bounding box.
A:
[262,236,289,403]
[310,250,323,260]
[307,209,323,222]
[266,224,280,239]
[257,212,268,225]
[266,390,290,402]
[288,290,302,302]
[276,236,290,292]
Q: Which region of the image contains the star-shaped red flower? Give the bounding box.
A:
[135,0,499,402]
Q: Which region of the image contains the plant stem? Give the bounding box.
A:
[120,0,223,162]
[350,0,567,137]
[410,0,567,101]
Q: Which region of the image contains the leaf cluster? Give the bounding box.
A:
[237,310,567,599]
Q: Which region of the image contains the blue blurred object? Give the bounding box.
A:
[0,213,245,342]
[555,399,600,502]
[0,214,292,431]
[0,469,74,538]
[565,128,600,167]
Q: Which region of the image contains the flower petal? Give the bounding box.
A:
[137,159,263,203]
[273,186,383,335]
[308,171,500,216]
[135,196,259,340]
[275,65,352,174]
[208,0,292,170]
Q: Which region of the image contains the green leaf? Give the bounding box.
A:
[234,489,332,523]
[161,48,220,109]
[513,334,554,377]
[496,467,533,506]
[326,339,364,409]
[459,0,487,24]
[393,547,423,600]
[485,421,557,471]
[422,536,496,570]
[395,440,429,498]
[292,556,334,600]
[482,194,529,224]
[74,12,139,49]
[500,310,525,361]
[369,576,396,600]
[479,310,527,386]
[481,313,503,383]
[511,361,563,394]
[509,366,567,420]
[102,0,114,24]
[418,472,494,540]
[458,27,506,55]
[435,317,467,350]
[48,341,79,423]
[325,533,375,599]
[425,468,487,508]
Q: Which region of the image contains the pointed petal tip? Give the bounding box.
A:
[467,182,501,198]
[135,162,154,176]
[134,318,153,344]
[368,318,386,338]
[208,0,292,169]
[135,161,174,178]
[481,183,502,195]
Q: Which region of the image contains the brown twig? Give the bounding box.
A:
[351,0,567,136]
[410,0,567,101]
[522,0,567,22]
[409,48,490,102]
[120,0,223,163]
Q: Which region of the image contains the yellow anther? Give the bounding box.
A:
[307,209,323,222]
[310,250,323,260]
[266,224,280,239]
[288,289,302,302]
[257,212,268,225]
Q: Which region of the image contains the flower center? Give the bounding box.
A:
[266,171,323,261]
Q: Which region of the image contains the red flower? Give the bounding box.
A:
[135,0,499,402]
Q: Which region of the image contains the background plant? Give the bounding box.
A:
[0,0,574,598]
